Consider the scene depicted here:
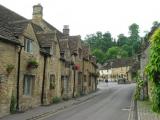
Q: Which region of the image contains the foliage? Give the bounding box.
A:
[52,96,61,104]
[105,46,128,60]
[10,95,16,113]
[146,28,160,112]
[128,23,141,55]
[84,23,141,64]
[134,75,144,100]
[151,84,160,112]
[92,49,105,64]
[27,59,39,68]
[6,64,14,74]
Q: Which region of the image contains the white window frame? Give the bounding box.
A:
[24,38,33,53]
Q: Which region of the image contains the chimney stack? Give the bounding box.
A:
[63,25,69,36]
[32,4,43,20]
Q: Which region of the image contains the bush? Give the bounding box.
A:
[151,84,160,112]
[134,78,144,100]
[145,28,160,112]
[10,95,16,113]
[52,96,61,104]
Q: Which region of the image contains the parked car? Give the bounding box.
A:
[117,78,126,84]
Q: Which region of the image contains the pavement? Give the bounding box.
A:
[0,87,102,120]
[0,82,135,120]
[137,101,160,120]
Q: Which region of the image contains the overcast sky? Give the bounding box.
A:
[0,0,160,39]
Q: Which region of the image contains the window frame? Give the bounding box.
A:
[23,75,35,96]
[24,37,33,53]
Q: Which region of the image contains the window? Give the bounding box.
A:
[23,75,35,96]
[24,38,32,53]
[50,74,55,89]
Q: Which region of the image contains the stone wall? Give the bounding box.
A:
[0,41,18,117]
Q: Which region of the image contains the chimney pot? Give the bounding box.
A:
[32,4,43,20]
[63,25,70,36]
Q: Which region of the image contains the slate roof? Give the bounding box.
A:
[36,33,55,47]
[0,4,27,44]
[9,20,30,36]
[101,58,134,70]
[43,20,63,39]
[0,21,20,44]
[68,35,81,54]
[0,4,26,23]
[128,61,140,73]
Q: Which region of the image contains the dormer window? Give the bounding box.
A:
[43,47,53,55]
[24,38,32,53]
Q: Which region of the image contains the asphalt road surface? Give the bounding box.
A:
[43,82,135,120]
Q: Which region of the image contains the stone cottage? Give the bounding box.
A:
[0,22,21,117]
[0,4,98,118]
[59,25,73,99]
[81,44,97,94]
[0,4,45,116]
[31,4,62,104]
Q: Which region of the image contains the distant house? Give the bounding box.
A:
[99,58,137,82]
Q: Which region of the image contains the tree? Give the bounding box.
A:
[117,34,128,46]
[92,49,104,64]
[121,44,132,57]
[128,23,141,55]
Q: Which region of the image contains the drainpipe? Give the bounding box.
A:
[16,45,23,111]
[41,55,47,105]
[72,68,76,98]
[82,59,84,94]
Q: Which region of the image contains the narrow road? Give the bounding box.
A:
[43,82,135,120]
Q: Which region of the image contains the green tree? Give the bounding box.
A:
[117,34,128,46]
[121,44,132,57]
[92,49,104,64]
[128,23,141,55]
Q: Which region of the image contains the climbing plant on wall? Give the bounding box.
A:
[146,28,160,112]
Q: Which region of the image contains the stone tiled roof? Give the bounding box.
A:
[9,20,30,36]
[0,4,27,44]
[0,4,26,23]
[128,61,140,73]
[68,35,81,54]
[59,39,68,52]
[0,22,20,44]
[43,20,63,39]
[101,58,134,70]
[36,33,55,47]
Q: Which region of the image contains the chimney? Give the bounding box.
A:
[63,25,69,36]
[32,4,43,20]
